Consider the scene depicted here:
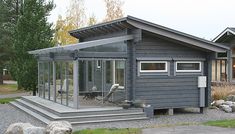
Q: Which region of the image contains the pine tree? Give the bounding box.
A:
[0,0,22,84]
[11,0,54,94]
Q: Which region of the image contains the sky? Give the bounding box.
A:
[48,0,235,41]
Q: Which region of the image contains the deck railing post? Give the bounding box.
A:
[73,60,79,109]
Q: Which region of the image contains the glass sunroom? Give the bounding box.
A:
[29,35,133,109]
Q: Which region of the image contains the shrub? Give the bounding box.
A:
[211,82,235,100]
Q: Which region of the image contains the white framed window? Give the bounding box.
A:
[139,61,167,73]
[176,61,201,72]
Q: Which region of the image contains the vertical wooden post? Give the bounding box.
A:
[73,60,79,109]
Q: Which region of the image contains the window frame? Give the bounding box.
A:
[139,61,168,73]
[176,61,201,73]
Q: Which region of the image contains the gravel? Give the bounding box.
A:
[2,104,235,133]
[74,108,235,130]
[0,104,45,134]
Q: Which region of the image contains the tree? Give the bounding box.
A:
[103,0,124,22]
[11,0,54,94]
[54,0,86,45]
[88,14,98,26]
[0,0,22,84]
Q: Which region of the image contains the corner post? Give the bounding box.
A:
[73,60,79,109]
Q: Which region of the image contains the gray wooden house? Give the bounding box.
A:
[27,16,229,116]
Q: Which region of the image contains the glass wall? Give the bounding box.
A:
[55,61,74,107]
[38,61,73,107]
[38,59,126,108]
[78,59,126,105]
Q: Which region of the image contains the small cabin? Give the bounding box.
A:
[29,16,229,114]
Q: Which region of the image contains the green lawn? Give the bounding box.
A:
[203,119,235,128]
[73,128,141,134]
[0,97,19,104]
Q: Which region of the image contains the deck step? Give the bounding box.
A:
[10,96,149,125]
[21,96,143,117]
[10,102,50,124]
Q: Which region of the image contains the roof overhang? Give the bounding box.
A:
[28,35,134,55]
[126,16,229,53]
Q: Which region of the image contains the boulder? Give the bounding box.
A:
[226,95,235,102]
[223,101,234,107]
[5,123,45,134]
[213,100,225,107]
[46,121,72,134]
[220,105,232,113]
[231,105,235,112]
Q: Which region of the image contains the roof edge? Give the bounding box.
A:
[212,27,235,42]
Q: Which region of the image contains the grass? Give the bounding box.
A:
[0,97,19,104]
[0,84,25,94]
[203,119,235,128]
[211,82,235,100]
[73,128,141,134]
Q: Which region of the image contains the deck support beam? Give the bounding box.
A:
[73,60,79,109]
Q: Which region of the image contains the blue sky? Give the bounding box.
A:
[48,0,235,41]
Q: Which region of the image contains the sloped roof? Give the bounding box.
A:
[69,16,229,52]
[213,27,235,43]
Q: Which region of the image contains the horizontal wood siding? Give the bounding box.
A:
[135,32,207,109]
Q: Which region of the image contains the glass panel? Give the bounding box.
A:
[106,61,112,84]
[217,52,227,58]
[140,62,166,71]
[55,62,61,103]
[88,61,92,82]
[68,62,73,107]
[177,62,200,71]
[44,62,49,99]
[115,61,125,86]
[80,42,127,52]
[38,62,44,97]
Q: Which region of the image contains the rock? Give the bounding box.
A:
[231,105,235,112]
[5,123,45,134]
[46,121,72,134]
[220,105,232,113]
[223,101,234,106]
[213,100,225,107]
[226,95,235,102]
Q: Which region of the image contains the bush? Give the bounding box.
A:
[211,82,235,100]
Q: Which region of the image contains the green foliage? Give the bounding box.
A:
[204,119,235,128]
[0,97,19,104]
[11,0,54,92]
[73,128,141,134]
[0,0,21,84]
